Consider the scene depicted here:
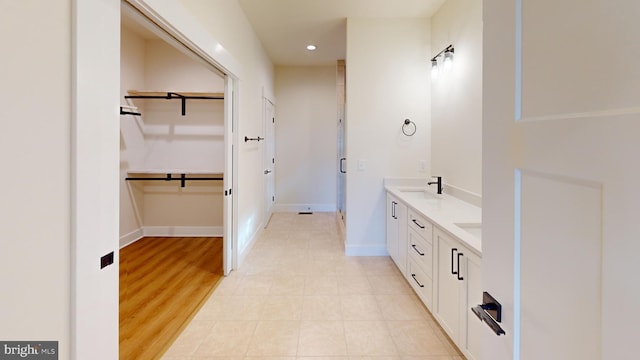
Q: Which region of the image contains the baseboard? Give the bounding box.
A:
[142,226,223,237]
[345,244,389,256]
[120,228,144,248]
[273,203,337,212]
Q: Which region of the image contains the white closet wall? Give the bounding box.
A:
[119,25,225,246]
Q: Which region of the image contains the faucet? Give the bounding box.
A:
[428,176,443,194]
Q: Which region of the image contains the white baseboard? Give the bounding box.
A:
[120,228,144,248]
[273,203,337,212]
[345,244,389,256]
[142,226,223,237]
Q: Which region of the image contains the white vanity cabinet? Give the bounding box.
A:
[386,193,408,275]
[434,227,482,360]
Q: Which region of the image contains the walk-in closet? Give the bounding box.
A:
[119,9,227,359]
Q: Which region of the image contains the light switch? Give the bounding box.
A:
[418,160,426,172]
[357,159,366,171]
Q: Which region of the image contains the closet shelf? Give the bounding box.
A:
[125,90,224,116]
[126,170,223,188]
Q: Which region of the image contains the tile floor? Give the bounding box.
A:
[162,212,464,360]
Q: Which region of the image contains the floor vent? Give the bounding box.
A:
[298,211,313,215]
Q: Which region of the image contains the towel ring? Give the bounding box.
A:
[402,119,417,136]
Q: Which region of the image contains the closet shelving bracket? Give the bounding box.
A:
[124,91,224,116]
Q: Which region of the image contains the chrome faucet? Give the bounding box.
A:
[428,176,443,194]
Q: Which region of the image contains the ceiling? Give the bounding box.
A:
[237,0,446,66]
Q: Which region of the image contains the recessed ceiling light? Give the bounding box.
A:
[306,44,317,51]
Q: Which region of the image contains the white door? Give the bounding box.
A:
[264,98,276,222]
[483,0,640,359]
[223,76,235,275]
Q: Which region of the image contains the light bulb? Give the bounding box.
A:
[431,59,439,79]
[443,49,454,71]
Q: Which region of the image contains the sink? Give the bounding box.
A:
[454,222,482,240]
[398,189,442,200]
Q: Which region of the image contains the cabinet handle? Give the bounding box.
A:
[457,252,464,280]
[451,248,458,275]
[411,274,425,288]
[412,219,425,229]
[411,244,425,256]
[340,158,346,173]
[391,201,397,219]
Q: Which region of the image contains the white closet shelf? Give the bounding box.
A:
[124,91,224,116]
[127,169,223,175]
[127,90,224,98]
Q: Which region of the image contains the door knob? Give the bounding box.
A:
[264,170,272,174]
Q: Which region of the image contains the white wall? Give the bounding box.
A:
[0,2,72,357]
[120,31,226,246]
[431,0,483,200]
[120,25,147,243]
[274,66,338,212]
[345,18,431,255]
[179,0,275,254]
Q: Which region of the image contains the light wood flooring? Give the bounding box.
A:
[120,237,223,360]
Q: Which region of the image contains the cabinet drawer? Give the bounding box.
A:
[408,228,432,277]
[408,209,432,243]
[408,258,432,309]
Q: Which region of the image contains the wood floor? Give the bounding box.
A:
[120,237,223,360]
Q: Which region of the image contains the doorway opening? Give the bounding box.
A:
[118,2,236,357]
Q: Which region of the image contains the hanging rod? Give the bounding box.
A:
[125,91,224,116]
[125,173,223,188]
[245,136,264,142]
[120,106,141,116]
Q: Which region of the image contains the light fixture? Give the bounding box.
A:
[306,44,317,51]
[430,44,454,77]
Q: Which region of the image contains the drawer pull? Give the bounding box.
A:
[457,252,464,281]
[411,274,425,288]
[412,219,425,229]
[411,244,425,256]
[451,248,458,275]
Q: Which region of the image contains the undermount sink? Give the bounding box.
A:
[398,189,442,200]
[454,222,482,240]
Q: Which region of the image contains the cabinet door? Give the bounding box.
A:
[395,200,407,276]
[386,194,399,261]
[435,229,461,342]
[461,250,482,360]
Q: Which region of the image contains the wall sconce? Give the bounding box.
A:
[431,44,454,78]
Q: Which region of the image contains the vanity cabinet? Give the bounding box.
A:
[434,227,482,360]
[386,193,407,275]
[384,186,482,360]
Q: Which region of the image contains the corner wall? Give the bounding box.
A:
[345,18,431,255]
[274,66,338,212]
[179,0,275,255]
[430,0,483,200]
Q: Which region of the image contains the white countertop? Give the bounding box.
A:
[385,180,482,255]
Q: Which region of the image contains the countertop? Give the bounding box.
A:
[385,180,482,255]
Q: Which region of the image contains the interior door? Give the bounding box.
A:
[223,76,234,275]
[483,0,640,359]
[264,98,275,222]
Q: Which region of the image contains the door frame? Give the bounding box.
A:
[72,0,242,357]
[263,97,276,224]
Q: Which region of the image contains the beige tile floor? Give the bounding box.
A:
[162,212,464,360]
